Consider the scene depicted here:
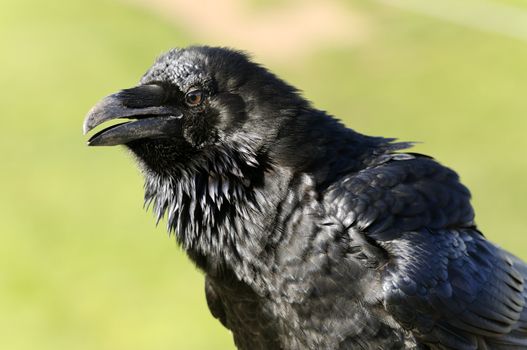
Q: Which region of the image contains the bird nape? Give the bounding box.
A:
[83,46,527,350]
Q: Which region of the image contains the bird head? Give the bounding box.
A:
[83,46,320,259]
[83,46,307,176]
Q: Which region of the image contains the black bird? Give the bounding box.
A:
[83,46,527,350]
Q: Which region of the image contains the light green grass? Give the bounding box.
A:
[1,0,526,349]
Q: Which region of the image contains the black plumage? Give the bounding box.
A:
[83,46,527,349]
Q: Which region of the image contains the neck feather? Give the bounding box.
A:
[140,136,290,292]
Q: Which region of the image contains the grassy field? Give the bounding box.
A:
[1,0,526,349]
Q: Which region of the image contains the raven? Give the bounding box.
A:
[83,46,527,349]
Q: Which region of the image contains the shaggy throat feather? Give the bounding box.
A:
[142,139,268,260]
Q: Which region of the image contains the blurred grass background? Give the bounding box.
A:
[1,0,526,349]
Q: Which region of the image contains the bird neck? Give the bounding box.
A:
[141,135,291,294]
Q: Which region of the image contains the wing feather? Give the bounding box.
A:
[325,154,527,349]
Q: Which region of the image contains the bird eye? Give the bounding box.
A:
[185,89,204,107]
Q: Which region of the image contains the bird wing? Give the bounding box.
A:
[325,154,527,349]
[382,228,526,350]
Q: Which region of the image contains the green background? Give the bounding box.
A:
[1,0,526,349]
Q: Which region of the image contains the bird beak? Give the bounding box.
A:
[83,84,183,146]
